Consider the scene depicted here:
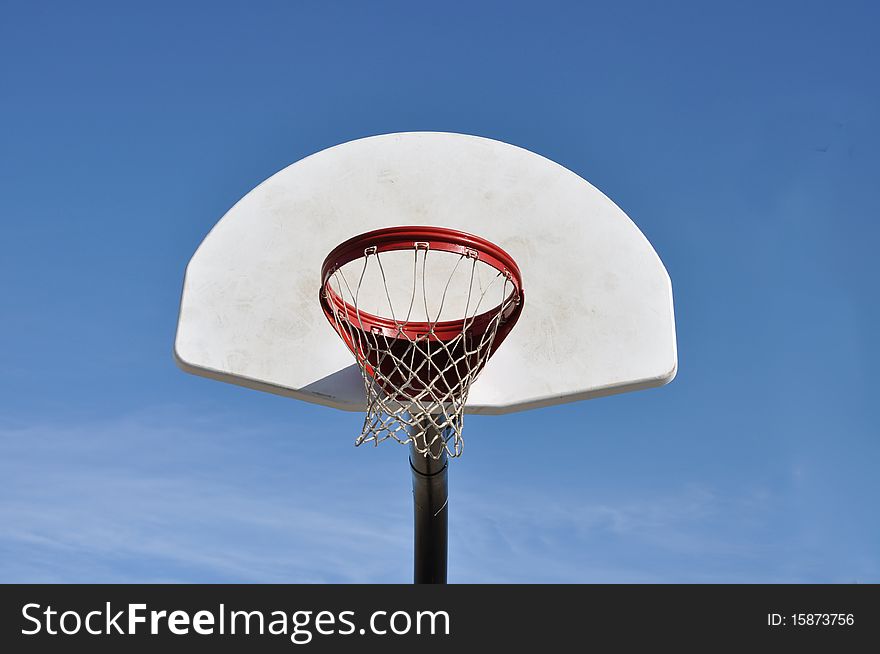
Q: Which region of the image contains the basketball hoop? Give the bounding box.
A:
[320,226,524,459]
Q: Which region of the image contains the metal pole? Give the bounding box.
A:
[409,420,448,584]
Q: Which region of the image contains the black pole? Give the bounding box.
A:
[409,422,448,584]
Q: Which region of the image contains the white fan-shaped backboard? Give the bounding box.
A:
[174,132,677,414]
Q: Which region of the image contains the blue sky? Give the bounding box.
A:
[1,0,878,582]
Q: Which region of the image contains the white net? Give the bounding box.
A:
[324,245,521,459]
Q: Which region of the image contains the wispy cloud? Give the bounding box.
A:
[0,410,411,583]
[448,482,786,582]
[1,408,868,583]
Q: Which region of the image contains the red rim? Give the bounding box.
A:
[320,226,524,342]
